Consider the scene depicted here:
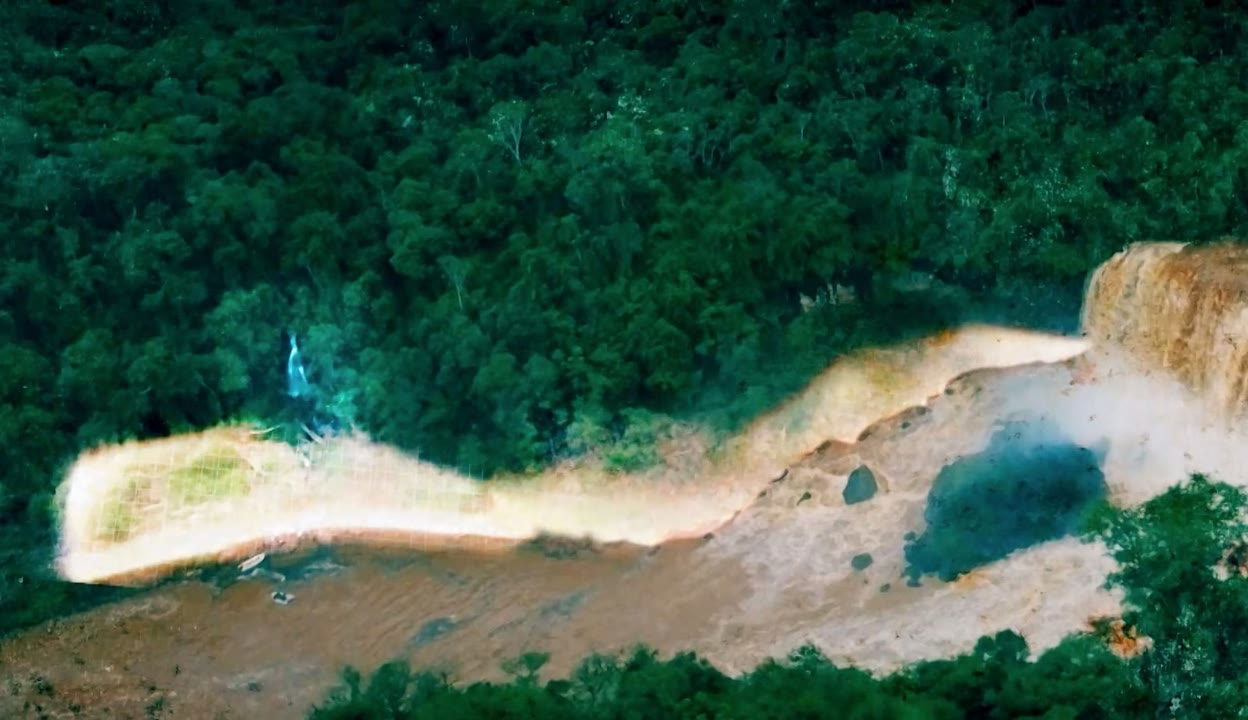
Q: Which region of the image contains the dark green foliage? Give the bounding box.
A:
[851,552,874,571]
[310,645,934,719]
[905,420,1107,581]
[844,465,879,505]
[311,634,1152,719]
[893,631,1152,720]
[1087,475,1248,717]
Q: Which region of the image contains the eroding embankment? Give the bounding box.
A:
[1083,240,1248,423]
[56,325,1090,586]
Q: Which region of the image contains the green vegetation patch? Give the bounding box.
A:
[94,476,145,543]
[308,634,1151,719]
[166,449,252,506]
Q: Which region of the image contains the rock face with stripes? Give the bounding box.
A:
[1082,240,1248,424]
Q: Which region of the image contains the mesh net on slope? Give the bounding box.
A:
[55,422,753,585]
[55,326,1093,586]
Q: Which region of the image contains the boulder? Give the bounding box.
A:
[843,465,878,505]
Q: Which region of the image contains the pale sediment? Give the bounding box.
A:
[55,325,1091,586]
[1083,240,1248,423]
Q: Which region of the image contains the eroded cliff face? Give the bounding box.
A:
[1083,240,1248,422]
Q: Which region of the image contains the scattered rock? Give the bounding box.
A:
[1217,541,1248,579]
[407,617,460,650]
[843,465,878,505]
[294,557,346,579]
[536,592,587,626]
[851,553,873,571]
[892,406,930,434]
[30,674,53,697]
[270,591,294,605]
[1089,617,1151,659]
[242,567,287,584]
[526,533,598,560]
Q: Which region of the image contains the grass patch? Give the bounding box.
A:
[166,449,251,506]
[95,476,146,543]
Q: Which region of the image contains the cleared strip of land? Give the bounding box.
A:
[56,324,1090,586]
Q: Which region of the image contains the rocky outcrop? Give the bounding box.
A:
[1083,240,1248,422]
[1088,617,1151,659]
[843,466,879,505]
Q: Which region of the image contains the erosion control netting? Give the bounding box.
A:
[55,326,1093,586]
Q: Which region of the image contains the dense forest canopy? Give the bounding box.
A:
[3,0,1248,652]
